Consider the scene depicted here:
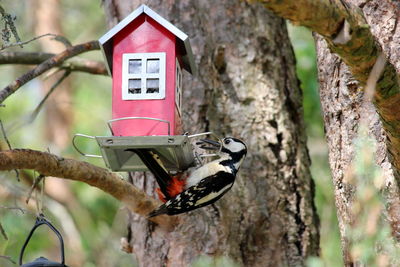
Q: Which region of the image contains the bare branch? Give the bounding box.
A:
[0,221,7,240]
[0,206,26,214]
[0,33,58,51]
[0,40,102,104]
[61,57,108,75]
[0,51,53,63]
[0,120,12,150]
[0,51,108,75]
[0,149,177,230]
[0,255,15,265]
[0,9,70,52]
[29,70,71,123]
[52,35,73,48]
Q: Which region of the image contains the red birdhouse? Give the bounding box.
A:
[99,4,195,137]
[74,5,197,172]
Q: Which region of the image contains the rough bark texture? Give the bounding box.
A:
[315,35,360,265]
[315,0,400,265]
[103,1,319,266]
[259,0,400,190]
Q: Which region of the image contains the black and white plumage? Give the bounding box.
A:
[127,148,173,200]
[148,137,247,218]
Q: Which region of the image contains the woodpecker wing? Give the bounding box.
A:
[148,171,235,217]
[127,149,172,200]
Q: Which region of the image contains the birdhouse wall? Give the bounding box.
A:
[111,14,182,136]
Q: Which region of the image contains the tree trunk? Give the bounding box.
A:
[33,0,73,151]
[315,0,400,265]
[32,1,84,266]
[103,1,319,266]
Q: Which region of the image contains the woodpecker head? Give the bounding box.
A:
[220,137,247,163]
[197,137,247,165]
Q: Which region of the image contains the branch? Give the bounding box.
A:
[0,255,16,265]
[0,149,177,230]
[259,0,400,185]
[0,51,108,75]
[29,70,71,122]
[258,0,381,83]
[0,40,103,104]
[0,221,7,240]
[0,33,58,51]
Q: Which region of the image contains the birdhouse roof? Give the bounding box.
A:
[99,4,196,76]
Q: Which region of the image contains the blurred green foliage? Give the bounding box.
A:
[347,127,400,266]
[287,24,342,266]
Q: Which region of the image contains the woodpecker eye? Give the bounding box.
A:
[224,139,231,145]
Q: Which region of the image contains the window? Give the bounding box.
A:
[175,59,183,114]
[122,52,166,100]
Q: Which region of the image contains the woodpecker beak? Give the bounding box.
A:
[196,139,221,150]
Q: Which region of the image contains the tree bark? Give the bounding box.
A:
[314,0,400,265]
[103,1,319,266]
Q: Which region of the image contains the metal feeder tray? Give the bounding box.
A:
[73,117,196,172]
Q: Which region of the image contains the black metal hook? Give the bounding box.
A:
[19,213,65,266]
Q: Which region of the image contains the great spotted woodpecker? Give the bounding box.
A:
[130,137,247,217]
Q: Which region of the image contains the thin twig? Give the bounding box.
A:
[52,35,72,48]
[0,51,108,75]
[0,33,58,51]
[0,206,26,214]
[0,120,19,180]
[26,174,45,205]
[29,70,71,123]
[0,120,12,149]
[0,221,8,240]
[0,40,100,104]
[0,255,16,265]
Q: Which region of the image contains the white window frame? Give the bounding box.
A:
[175,58,183,114]
[122,52,166,100]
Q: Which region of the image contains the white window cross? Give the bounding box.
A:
[122,52,166,100]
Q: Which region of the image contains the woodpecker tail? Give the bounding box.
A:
[147,204,168,218]
[126,149,172,200]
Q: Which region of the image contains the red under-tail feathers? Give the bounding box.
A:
[156,175,187,203]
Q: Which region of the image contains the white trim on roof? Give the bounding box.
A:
[99,5,145,46]
[99,4,196,76]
